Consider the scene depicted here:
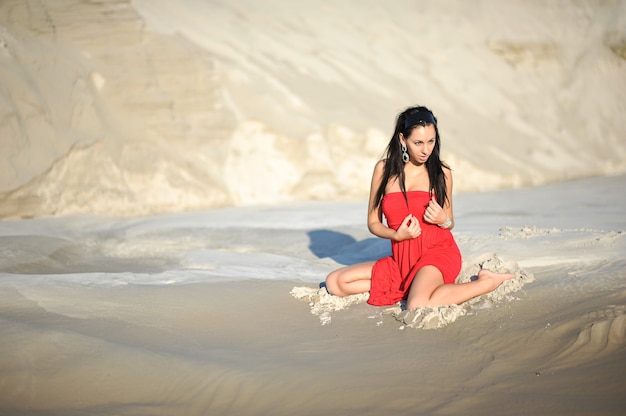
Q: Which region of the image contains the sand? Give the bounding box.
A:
[0,0,625,217]
[1,0,625,414]
[1,174,625,415]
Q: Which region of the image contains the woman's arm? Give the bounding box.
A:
[424,166,455,230]
[442,166,455,230]
[367,160,421,241]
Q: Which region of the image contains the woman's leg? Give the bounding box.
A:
[325,261,376,297]
[406,266,515,309]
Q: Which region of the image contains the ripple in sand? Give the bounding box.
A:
[545,304,626,371]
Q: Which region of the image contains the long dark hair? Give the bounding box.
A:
[373,105,450,210]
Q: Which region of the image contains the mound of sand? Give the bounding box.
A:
[291,253,534,328]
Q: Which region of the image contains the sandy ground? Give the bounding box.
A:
[1,175,625,415]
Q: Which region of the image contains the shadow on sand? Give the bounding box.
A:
[307,229,390,266]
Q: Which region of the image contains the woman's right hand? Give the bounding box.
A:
[393,214,421,241]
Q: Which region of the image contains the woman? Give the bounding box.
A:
[325,105,514,309]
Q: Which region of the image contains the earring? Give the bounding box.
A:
[401,144,409,163]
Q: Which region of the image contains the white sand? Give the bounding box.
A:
[0,0,625,217]
[1,174,625,415]
[1,1,626,414]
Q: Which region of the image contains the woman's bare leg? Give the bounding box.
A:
[406,266,515,309]
[325,261,376,297]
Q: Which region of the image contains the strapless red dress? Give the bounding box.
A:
[368,191,462,306]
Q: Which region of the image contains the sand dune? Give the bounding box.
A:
[1,0,625,218]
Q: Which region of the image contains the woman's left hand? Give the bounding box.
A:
[423,196,446,225]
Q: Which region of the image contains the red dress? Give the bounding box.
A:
[368,191,462,306]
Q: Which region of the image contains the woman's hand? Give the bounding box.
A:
[423,196,447,225]
[394,214,421,241]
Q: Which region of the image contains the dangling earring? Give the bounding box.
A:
[401,143,409,163]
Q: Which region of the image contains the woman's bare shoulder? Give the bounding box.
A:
[373,159,386,175]
[370,159,387,190]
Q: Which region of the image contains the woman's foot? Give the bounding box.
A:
[477,269,515,290]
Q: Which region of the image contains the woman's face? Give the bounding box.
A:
[401,124,436,164]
